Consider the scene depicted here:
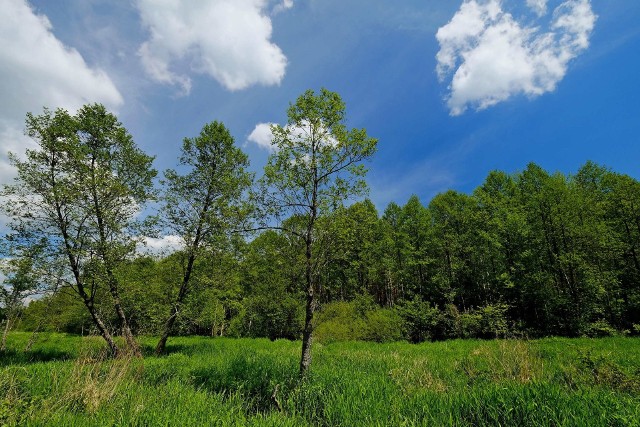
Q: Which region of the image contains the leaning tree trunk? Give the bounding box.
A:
[82,297,119,357]
[155,304,180,355]
[156,252,197,355]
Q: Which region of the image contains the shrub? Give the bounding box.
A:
[477,304,510,339]
[315,299,404,343]
[314,301,365,343]
[395,297,440,343]
[362,309,404,343]
[584,320,617,338]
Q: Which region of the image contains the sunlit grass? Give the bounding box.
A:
[1,333,639,426]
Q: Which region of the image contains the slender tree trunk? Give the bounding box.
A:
[25,323,43,352]
[156,252,197,355]
[107,276,141,356]
[90,158,141,357]
[299,236,316,378]
[155,305,180,355]
[83,299,119,356]
[1,318,12,352]
[300,276,316,378]
[156,181,212,355]
[48,151,118,356]
[299,292,315,375]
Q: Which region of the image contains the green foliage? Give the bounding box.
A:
[1,104,156,354]
[314,298,404,343]
[314,301,366,343]
[584,320,618,338]
[5,100,640,346]
[361,308,404,343]
[396,297,440,343]
[235,295,304,340]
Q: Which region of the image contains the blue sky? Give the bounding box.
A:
[1,0,639,215]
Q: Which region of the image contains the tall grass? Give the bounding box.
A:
[1,333,639,426]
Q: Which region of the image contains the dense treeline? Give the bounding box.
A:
[14,161,640,342]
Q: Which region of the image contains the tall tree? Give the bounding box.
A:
[75,104,155,355]
[258,88,377,377]
[155,121,252,354]
[1,105,155,356]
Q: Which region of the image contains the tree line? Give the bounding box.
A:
[2,89,640,377]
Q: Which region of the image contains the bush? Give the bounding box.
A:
[584,320,617,338]
[362,309,404,343]
[477,304,510,339]
[395,297,440,343]
[314,301,365,343]
[315,299,404,343]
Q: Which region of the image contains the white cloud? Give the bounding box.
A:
[247,120,339,153]
[436,0,596,115]
[272,0,294,15]
[527,0,548,17]
[0,0,123,184]
[248,123,277,152]
[136,0,288,93]
[138,235,184,256]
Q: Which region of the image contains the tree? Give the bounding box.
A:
[321,200,391,305]
[258,88,377,376]
[238,229,304,340]
[1,105,155,356]
[155,121,252,354]
[0,240,47,350]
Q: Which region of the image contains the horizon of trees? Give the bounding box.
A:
[1,92,640,375]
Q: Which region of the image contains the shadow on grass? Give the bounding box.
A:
[0,347,74,367]
[140,342,190,358]
[191,354,298,414]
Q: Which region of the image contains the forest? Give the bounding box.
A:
[1,89,640,373]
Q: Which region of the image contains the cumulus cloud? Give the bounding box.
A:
[136,0,288,93]
[0,0,123,184]
[248,123,277,152]
[436,0,596,115]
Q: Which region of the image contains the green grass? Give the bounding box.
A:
[1,333,640,426]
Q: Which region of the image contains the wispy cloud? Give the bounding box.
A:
[527,0,549,17]
[136,0,289,93]
[436,0,596,115]
[272,0,294,15]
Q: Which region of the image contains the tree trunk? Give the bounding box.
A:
[25,328,40,352]
[155,305,179,355]
[89,158,141,357]
[300,234,316,378]
[108,282,141,357]
[1,318,12,351]
[83,298,119,357]
[299,285,316,377]
[156,251,197,355]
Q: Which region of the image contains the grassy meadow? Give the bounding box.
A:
[1,333,640,426]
